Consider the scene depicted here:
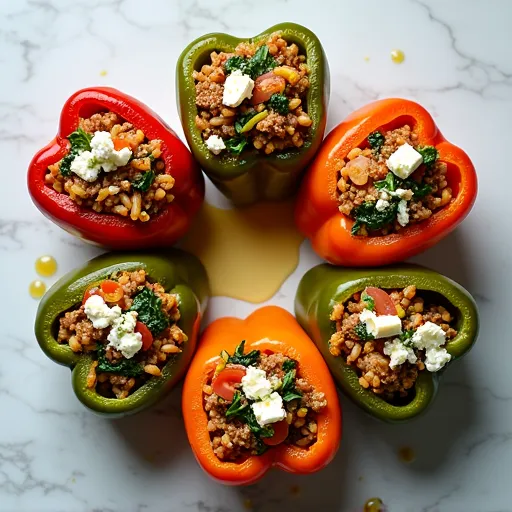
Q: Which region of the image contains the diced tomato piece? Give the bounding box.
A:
[250,72,286,105]
[263,420,289,446]
[364,287,397,315]
[100,280,124,303]
[82,285,103,306]
[112,137,132,151]
[135,321,154,351]
[212,365,247,402]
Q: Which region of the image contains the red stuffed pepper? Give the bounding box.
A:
[28,87,204,249]
[296,98,477,266]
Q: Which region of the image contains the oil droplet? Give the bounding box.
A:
[398,445,416,463]
[364,497,384,512]
[29,280,46,299]
[181,201,303,303]
[100,69,108,76]
[35,255,57,277]
[391,49,405,64]
[364,56,370,62]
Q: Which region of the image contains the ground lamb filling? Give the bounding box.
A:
[57,269,187,399]
[336,124,452,236]
[203,341,327,462]
[194,32,312,156]
[329,286,458,401]
[45,111,175,222]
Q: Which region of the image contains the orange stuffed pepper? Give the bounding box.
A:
[296,98,477,266]
[182,306,341,485]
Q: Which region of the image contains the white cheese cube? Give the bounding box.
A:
[241,366,272,401]
[424,347,451,372]
[359,309,402,339]
[384,338,417,369]
[397,199,410,227]
[84,295,122,329]
[252,392,286,426]
[386,143,423,179]
[222,70,254,108]
[205,135,226,155]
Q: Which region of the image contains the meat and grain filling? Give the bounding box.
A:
[194,32,312,156]
[57,269,186,399]
[45,112,175,222]
[203,349,326,462]
[329,286,457,401]
[337,124,452,236]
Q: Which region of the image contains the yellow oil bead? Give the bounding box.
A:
[391,49,405,64]
[29,280,46,299]
[364,497,384,512]
[35,255,57,277]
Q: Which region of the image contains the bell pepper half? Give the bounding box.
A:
[176,23,329,206]
[296,98,478,266]
[28,87,205,249]
[182,306,341,485]
[295,263,479,422]
[35,250,209,417]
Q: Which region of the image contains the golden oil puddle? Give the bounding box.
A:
[181,201,303,303]
[391,49,405,64]
[35,255,57,277]
[398,445,416,463]
[364,497,384,512]
[29,280,46,299]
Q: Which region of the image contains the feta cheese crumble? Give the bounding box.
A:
[84,295,122,329]
[386,143,423,179]
[384,338,417,369]
[222,69,254,108]
[252,391,286,426]
[424,347,451,372]
[107,311,143,359]
[70,151,101,182]
[397,199,410,227]
[376,199,390,212]
[205,134,226,155]
[411,321,447,350]
[241,366,273,401]
[359,309,402,339]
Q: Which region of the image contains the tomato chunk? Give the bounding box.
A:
[135,321,153,351]
[364,287,397,315]
[112,137,132,151]
[251,72,286,105]
[212,365,247,402]
[82,285,103,305]
[100,280,124,304]
[263,419,289,446]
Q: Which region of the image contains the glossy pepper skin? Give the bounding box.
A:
[28,87,204,249]
[35,250,209,417]
[295,264,479,422]
[296,98,478,266]
[182,306,341,485]
[176,23,329,206]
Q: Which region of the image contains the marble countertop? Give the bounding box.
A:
[1,0,511,510]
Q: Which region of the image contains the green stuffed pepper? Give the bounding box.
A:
[295,264,479,422]
[176,22,329,205]
[35,250,209,417]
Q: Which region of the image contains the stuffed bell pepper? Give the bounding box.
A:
[296,98,477,266]
[295,264,478,422]
[182,306,341,485]
[177,23,329,205]
[35,250,209,416]
[28,87,204,248]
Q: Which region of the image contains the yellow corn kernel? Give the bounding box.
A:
[395,304,406,318]
[297,407,308,418]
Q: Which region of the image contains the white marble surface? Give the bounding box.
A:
[1,0,511,510]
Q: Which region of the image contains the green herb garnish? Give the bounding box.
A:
[402,178,432,198]
[224,45,277,80]
[132,170,155,192]
[129,287,169,335]
[280,368,302,402]
[59,128,93,177]
[362,292,375,311]
[227,340,260,367]
[354,322,375,341]
[225,136,249,155]
[399,329,415,347]
[282,359,296,372]
[96,344,143,377]
[268,93,289,115]
[224,56,247,75]
[351,201,399,235]
[416,146,439,168]
[368,131,385,152]
[375,172,432,198]
[226,391,249,418]
[375,172,398,192]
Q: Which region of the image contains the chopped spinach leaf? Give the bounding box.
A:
[354,322,375,341]
[226,391,248,418]
[229,402,274,438]
[368,131,385,152]
[362,292,375,312]
[416,146,439,168]
[280,368,302,402]
[225,136,249,155]
[375,172,398,192]
[224,55,247,75]
[224,45,277,80]
[375,172,432,198]
[96,344,143,377]
[227,340,260,367]
[351,201,398,235]
[68,128,92,153]
[282,359,296,372]
[268,93,289,115]
[59,152,75,177]
[132,170,155,192]
[399,329,415,347]
[235,111,258,134]
[402,178,432,198]
[129,287,169,335]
